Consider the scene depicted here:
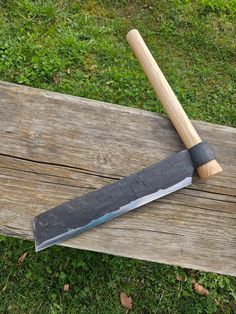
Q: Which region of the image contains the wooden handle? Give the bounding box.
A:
[126,29,222,179]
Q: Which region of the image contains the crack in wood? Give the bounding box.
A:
[178,190,236,204]
[187,185,236,197]
[0,153,120,180]
[157,199,236,217]
[104,226,185,236]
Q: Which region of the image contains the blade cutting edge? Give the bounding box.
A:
[33,149,194,251]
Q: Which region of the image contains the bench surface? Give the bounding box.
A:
[0,81,235,276]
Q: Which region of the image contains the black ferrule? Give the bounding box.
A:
[188,141,215,168]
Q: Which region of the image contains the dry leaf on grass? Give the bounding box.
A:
[89,64,97,71]
[17,252,28,265]
[63,284,70,291]
[53,74,61,85]
[120,292,132,313]
[176,274,183,281]
[192,282,209,297]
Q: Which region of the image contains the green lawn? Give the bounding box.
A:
[0,0,236,313]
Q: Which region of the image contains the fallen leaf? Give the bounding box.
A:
[2,284,7,292]
[192,282,209,297]
[120,292,132,313]
[53,74,61,85]
[176,274,183,281]
[215,298,225,312]
[63,284,70,291]
[89,64,97,71]
[143,4,153,9]
[17,252,28,265]
[106,80,114,85]
[215,298,220,306]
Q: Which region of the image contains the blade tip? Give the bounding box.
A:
[35,242,44,252]
[34,239,50,252]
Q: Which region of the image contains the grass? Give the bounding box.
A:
[1,237,236,314]
[0,0,236,313]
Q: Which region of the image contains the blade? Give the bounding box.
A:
[33,150,194,251]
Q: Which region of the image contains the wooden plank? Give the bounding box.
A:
[0,80,235,276]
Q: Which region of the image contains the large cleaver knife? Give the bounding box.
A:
[33,30,222,252]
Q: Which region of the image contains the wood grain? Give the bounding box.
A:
[126,29,223,179]
[0,81,235,276]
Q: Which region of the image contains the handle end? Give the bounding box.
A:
[126,29,139,41]
[197,159,223,179]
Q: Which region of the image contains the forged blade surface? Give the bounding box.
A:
[33,150,194,251]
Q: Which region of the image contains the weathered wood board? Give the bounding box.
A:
[0,81,235,276]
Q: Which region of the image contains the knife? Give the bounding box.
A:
[33,30,222,252]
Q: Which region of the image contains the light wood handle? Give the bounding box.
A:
[126,29,222,179]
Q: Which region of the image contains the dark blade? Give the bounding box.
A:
[33,150,194,251]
